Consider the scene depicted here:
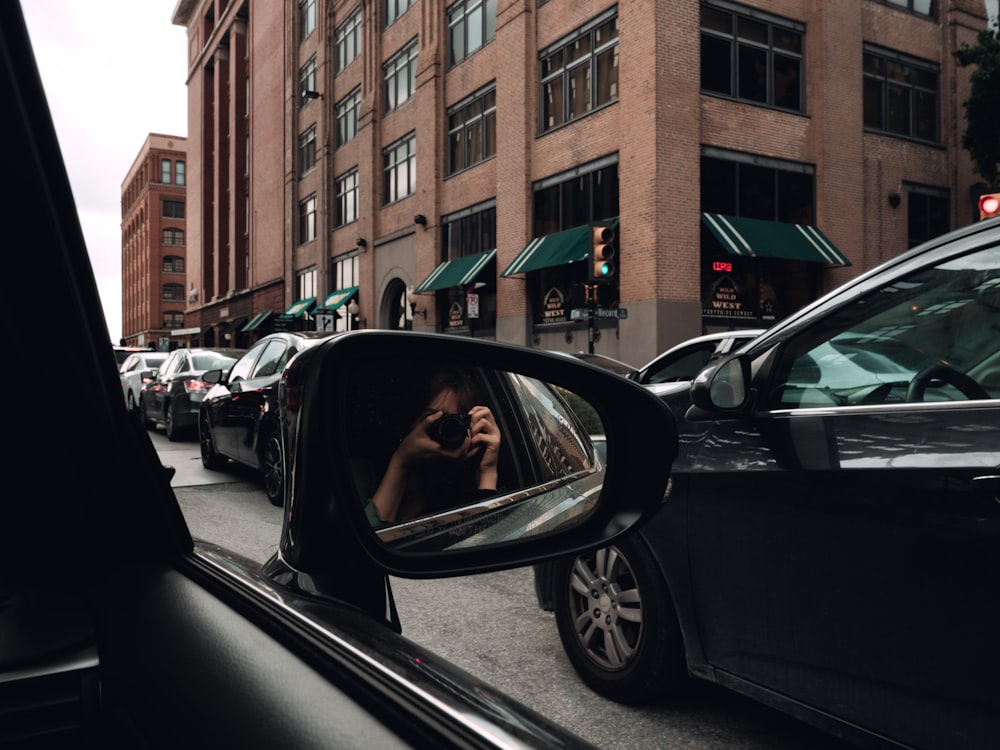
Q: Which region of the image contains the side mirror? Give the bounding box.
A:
[202,368,223,385]
[689,354,752,412]
[273,332,677,581]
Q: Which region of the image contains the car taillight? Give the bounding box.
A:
[184,379,210,393]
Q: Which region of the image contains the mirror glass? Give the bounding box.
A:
[337,359,606,553]
[708,358,747,409]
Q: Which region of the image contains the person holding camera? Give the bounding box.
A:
[366,367,501,525]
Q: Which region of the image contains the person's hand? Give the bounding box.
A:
[466,405,500,490]
[394,410,467,468]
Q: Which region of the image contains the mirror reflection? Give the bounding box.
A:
[340,360,605,552]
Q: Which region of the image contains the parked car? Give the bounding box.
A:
[118,350,168,419]
[632,328,764,386]
[111,343,154,366]
[199,331,335,505]
[3,9,677,746]
[535,217,1000,749]
[140,346,243,440]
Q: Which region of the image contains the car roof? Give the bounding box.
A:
[547,350,639,378]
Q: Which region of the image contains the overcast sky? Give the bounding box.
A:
[23,1,188,342]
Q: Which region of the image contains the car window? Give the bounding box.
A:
[159,352,180,378]
[228,341,267,382]
[770,244,1000,409]
[644,342,720,384]
[192,352,240,371]
[252,341,289,378]
[120,355,138,373]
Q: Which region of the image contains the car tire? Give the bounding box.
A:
[552,534,686,705]
[261,428,284,507]
[199,411,227,470]
[164,401,181,442]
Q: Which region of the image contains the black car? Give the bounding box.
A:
[2,7,676,746]
[140,346,243,441]
[536,217,1000,749]
[199,331,334,505]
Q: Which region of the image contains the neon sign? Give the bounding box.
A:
[712,261,733,273]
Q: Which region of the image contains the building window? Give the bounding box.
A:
[299,194,317,244]
[335,88,361,146]
[906,183,949,247]
[448,0,497,67]
[876,0,936,18]
[162,283,185,301]
[336,8,362,73]
[163,200,185,219]
[700,148,821,325]
[163,255,185,273]
[863,46,939,142]
[162,228,185,246]
[297,266,317,300]
[540,11,618,133]
[163,311,185,329]
[384,39,418,113]
[299,125,317,175]
[383,133,416,204]
[335,169,359,226]
[700,2,804,112]
[437,202,498,333]
[386,0,415,27]
[528,157,620,326]
[176,161,185,186]
[331,254,361,332]
[300,0,317,40]
[299,56,317,106]
[447,85,496,175]
[161,159,172,183]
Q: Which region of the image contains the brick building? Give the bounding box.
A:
[169,0,989,365]
[120,133,188,350]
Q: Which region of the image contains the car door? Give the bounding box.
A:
[146,350,179,416]
[232,339,290,464]
[205,340,264,458]
[683,241,1000,749]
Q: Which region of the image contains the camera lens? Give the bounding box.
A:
[429,413,470,449]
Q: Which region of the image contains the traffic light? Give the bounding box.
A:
[589,223,616,282]
[979,192,1000,221]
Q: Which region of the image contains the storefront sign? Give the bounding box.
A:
[542,287,566,321]
[448,301,465,329]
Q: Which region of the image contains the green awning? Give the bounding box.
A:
[242,311,273,332]
[414,250,497,293]
[280,297,316,318]
[701,213,850,266]
[502,218,619,277]
[320,286,359,310]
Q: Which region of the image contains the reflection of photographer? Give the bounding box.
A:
[367,368,501,525]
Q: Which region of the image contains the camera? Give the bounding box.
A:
[427,412,471,450]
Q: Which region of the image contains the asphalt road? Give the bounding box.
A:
[152,427,858,750]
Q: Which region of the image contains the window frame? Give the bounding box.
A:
[699,1,805,113]
[300,0,317,40]
[863,44,940,143]
[335,168,359,227]
[299,124,317,176]
[447,0,497,67]
[538,10,619,134]
[299,194,318,244]
[446,84,496,175]
[335,88,361,147]
[335,8,362,74]
[299,55,318,107]
[383,39,419,114]
[386,0,416,27]
[383,133,416,205]
[163,200,185,219]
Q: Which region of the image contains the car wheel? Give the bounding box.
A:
[199,411,227,470]
[164,401,181,442]
[261,428,284,507]
[553,534,685,704]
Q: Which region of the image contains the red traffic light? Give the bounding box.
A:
[979,193,1000,220]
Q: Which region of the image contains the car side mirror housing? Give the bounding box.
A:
[689,354,752,413]
[272,332,678,582]
[202,368,223,385]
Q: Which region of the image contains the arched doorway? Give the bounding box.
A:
[380,278,412,330]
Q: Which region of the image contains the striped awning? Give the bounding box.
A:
[701,213,850,266]
[414,251,496,293]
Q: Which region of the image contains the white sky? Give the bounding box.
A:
[22,1,188,342]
